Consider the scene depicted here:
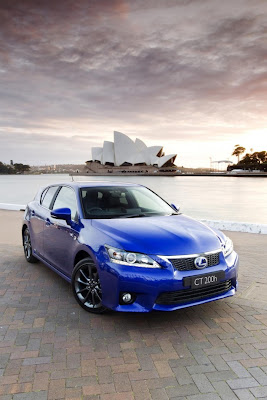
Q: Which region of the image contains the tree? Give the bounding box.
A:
[239,151,267,165]
[14,163,31,173]
[232,145,246,162]
[0,162,14,174]
[257,151,267,163]
[228,149,267,172]
[0,162,30,174]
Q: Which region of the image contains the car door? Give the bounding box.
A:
[43,186,80,276]
[29,186,59,257]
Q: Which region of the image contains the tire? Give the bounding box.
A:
[72,257,107,314]
[23,228,38,263]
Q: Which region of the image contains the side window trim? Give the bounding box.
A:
[40,188,48,205]
[79,188,86,219]
[50,185,63,210]
[49,186,61,210]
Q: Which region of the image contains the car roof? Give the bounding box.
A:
[49,181,142,189]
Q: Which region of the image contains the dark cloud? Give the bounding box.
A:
[0,0,266,165]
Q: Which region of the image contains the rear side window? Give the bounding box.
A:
[52,186,78,221]
[41,186,58,209]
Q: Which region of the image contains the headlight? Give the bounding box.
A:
[105,245,161,268]
[222,236,233,257]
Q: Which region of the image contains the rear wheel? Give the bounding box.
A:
[23,228,38,263]
[72,257,107,313]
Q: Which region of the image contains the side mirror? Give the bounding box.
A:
[51,208,71,223]
[171,203,180,212]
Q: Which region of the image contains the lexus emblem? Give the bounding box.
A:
[194,256,208,269]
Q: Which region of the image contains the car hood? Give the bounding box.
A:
[91,214,222,256]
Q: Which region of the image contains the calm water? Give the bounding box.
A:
[0,174,267,224]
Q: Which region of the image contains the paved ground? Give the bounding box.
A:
[0,211,24,246]
[0,212,267,399]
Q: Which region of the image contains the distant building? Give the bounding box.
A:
[86,131,177,175]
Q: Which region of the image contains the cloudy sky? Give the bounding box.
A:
[1,0,267,167]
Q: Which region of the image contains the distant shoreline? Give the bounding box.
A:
[1,172,267,178]
[70,172,267,178]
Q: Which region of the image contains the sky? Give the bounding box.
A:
[0,0,267,168]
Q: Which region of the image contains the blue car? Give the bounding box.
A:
[22,181,238,313]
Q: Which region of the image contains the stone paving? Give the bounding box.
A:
[0,231,267,400]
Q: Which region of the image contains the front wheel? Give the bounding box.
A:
[23,228,38,263]
[72,257,107,313]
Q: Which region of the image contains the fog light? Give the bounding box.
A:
[122,293,132,303]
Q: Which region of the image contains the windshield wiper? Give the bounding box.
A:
[89,212,179,219]
[88,214,146,219]
[117,213,147,218]
[89,215,123,219]
[119,212,180,218]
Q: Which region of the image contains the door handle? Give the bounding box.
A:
[69,232,77,240]
[46,218,51,227]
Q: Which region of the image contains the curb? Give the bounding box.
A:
[200,219,267,235]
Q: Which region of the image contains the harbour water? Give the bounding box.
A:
[0,174,266,224]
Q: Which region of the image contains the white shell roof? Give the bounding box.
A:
[91,147,103,162]
[102,141,115,165]
[135,138,147,152]
[114,131,137,166]
[91,131,177,167]
[158,154,177,168]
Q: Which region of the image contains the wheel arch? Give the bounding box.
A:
[72,251,107,313]
[22,223,28,232]
[22,223,28,243]
[74,250,92,268]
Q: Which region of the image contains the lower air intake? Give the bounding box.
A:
[156,280,232,305]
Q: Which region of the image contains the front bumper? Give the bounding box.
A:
[97,250,239,312]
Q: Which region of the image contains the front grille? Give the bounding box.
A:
[170,252,220,271]
[156,279,232,305]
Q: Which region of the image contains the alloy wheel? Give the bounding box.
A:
[22,228,38,263]
[73,259,104,311]
[23,230,32,259]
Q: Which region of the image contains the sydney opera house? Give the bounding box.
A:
[85,131,178,175]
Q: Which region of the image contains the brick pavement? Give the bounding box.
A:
[0,231,267,400]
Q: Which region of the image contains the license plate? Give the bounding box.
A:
[183,271,225,289]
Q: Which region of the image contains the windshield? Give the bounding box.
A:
[80,186,177,219]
